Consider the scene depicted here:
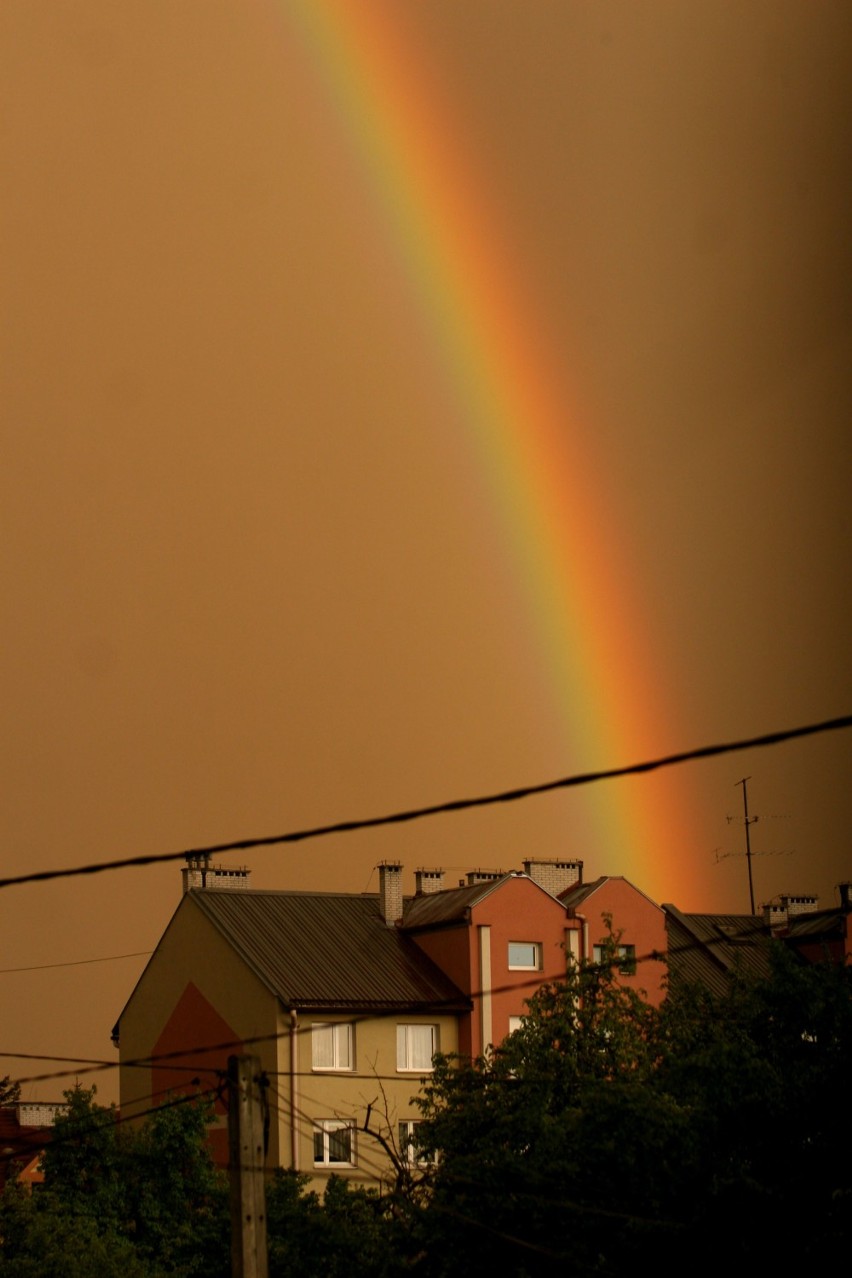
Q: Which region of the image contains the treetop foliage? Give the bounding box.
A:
[0,1086,229,1278]
[1,943,849,1276]
[0,1075,21,1109]
[411,940,852,1274]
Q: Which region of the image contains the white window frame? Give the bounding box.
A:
[311,1021,354,1072]
[592,943,636,974]
[396,1023,438,1073]
[508,941,541,971]
[399,1119,431,1167]
[313,1119,355,1167]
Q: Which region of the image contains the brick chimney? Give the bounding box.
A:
[378,862,403,926]
[522,858,583,896]
[783,893,819,917]
[182,854,250,895]
[466,869,502,885]
[415,868,445,895]
[838,882,852,911]
[762,899,788,932]
[762,892,819,933]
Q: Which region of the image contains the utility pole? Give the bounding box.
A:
[228,1054,268,1278]
[735,777,758,914]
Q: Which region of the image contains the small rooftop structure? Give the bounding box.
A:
[181,854,250,895]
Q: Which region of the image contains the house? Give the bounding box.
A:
[113,863,467,1185]
[560,875,668,1007]
[0,1102,64,1192]
[762,882,852,966]
[664,882,851,998]
[112,857,581,1187]
[396,860,579,1055]
[663,905,774,998]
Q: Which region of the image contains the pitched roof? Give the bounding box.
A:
[560,875,662,912]
[663,905,774,997]
[401,872,566,931]
[189,889,469,1012]
[559,876,608,909]
[401,878,509,930]
[783,906,847,942]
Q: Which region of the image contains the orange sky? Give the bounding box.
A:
[2,1,850,1104]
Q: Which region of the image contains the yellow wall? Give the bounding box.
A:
[117,895,459,1189]
[284,1010,458,1190]
[116,895,281,1151]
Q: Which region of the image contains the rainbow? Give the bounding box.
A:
[265,1,696,902]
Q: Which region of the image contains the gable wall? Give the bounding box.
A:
[573,879,667,1006]
[117,895,281,1141]
[468,877,570,1054]
[410,877,569,1057]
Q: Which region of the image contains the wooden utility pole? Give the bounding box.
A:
[228,1054,268,1278]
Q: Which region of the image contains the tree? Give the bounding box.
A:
[411,937,684,1274]
[36,1084,127,1226]
[654,944,852,1262]
[266,1170,401,1278]
[411,941,852,1274]
[124,1092,229,1276]
[0,1075,21,1108]
[0,1084,229,1277]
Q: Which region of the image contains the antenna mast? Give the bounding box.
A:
[735,776,758,913]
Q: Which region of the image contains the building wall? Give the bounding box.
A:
[468,878,570,1053]
[410,876,570,1057]
[286,1010,459,1190]
[117,894,460,1189]
[116,895,282,1167]
[567,878,667,1006]
[405,924,474,1052]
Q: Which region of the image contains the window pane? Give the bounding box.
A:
[397,1024,437,1070]
[312,1022,352,1069]
[314,1122,353,1166]
[328,1125,351,1164]
[312,1024,334,1069]
[334,1023,352,1070]
[400,1120,429,1166]
[508,942,539,969]
[399,1121,417,1163]
[409,1024,435,1070]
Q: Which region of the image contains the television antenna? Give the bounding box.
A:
[734,776,758,913]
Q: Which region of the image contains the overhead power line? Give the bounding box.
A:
[0,950,152,975]
[0,914,822,1093]
[0,713,849,892]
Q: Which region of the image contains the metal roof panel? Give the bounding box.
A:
[190,890,469,1012]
